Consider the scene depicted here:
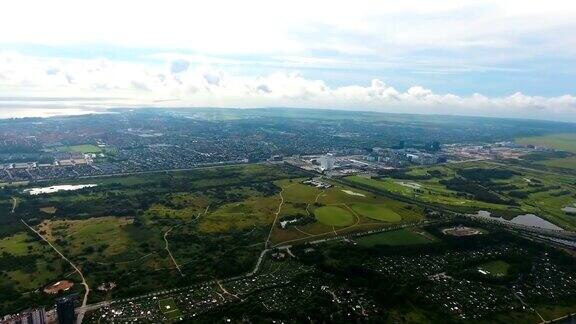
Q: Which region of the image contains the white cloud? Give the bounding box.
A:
[1,1,576,63]
[1,1,576,107]
[0,52,575,121]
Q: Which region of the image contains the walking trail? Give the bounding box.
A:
[21,219,90,324]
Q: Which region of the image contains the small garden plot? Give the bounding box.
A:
[357,228,435,247]
[158,297,183,320]
[477,260,510,277]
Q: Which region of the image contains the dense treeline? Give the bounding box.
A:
[291,220,574,322]
[439,178,517,205]
[0,252,38,273]
[457,168,519,183]
[0,164,305,239]
[377,169,433,180]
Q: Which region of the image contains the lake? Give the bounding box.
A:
[473,210,564,231]
[509,214,564,230]
[25,184,97,195]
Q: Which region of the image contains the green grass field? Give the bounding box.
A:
[270,178,425,244]
[517,133,576,153]
[145,203,200,221]
[158,297,183,320]
[2,164,424,313]
[37,216,168,274]
[280,181,322,203]
[314,206,355,226]
[345,174,506,210]
[199,195,279,232]
[350,203,402,222]
[344,160,576,230]
[1,163,317,313]
[0,232,37,255]
[539,156,576,169]
[42,217,135,255]
[0,231,71,311]
[517,133,576,170]
[357,228,435,247]
[477,260,510,277]
[57,144,103,153]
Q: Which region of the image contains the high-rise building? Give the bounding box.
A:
[1,308,45,324]
[28,308,46,324]
[56,295,76,324]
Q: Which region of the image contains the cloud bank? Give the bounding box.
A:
[0,52,575,122]
[1,1,576,121]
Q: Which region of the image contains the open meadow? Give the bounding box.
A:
[344,160,576,230]
[0,163,430,314]
[516,133,576,171]
[0,164,307,309]
[269,178,424,245]
[356,228,436,247]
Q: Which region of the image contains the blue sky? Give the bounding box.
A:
[0,0,575,121]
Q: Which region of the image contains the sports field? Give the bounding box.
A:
[158,297,183,320]
[314,206,355,226]
[357,228,435,247]
[477,260,510,277]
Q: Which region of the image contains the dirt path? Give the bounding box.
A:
[161,204,209,277]
[163,227,184,277]
[272,206,382,248]
[294,226,313,236]
[278,246,296,258]
[544,311,576,323]
[265,186,286,248]
[287,189,325,237]
[95,252,155,266]
[21,219,90,324]
[245,186,288,277]
[216,279,241,301]
[514,291,545,323]
[305,190,324,217]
